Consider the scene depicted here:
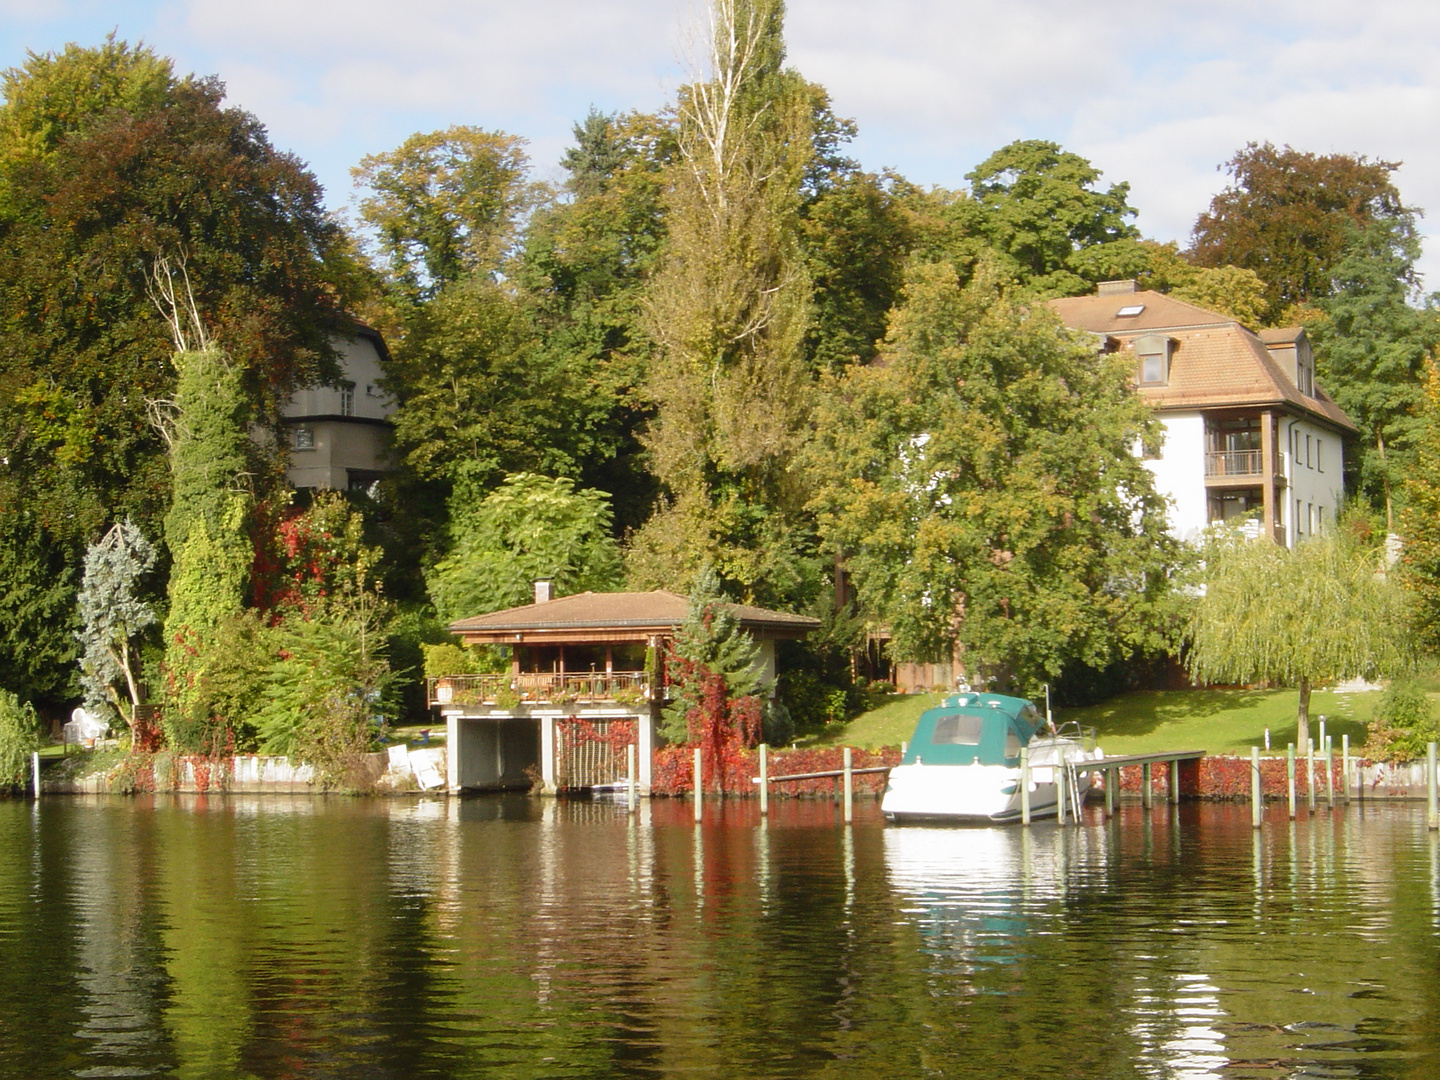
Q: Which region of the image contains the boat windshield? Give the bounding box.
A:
[932,714,984,745]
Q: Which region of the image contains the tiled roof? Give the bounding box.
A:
[1047,290,1357,434]
[448,590,820,636]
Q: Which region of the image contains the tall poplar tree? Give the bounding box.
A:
[630,0,818,605]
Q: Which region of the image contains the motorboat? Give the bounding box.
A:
[881,691,1102,823]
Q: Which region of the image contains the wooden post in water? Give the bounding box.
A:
[1287,743,1296,820]
[1141,762,1153,809]
[842,747,853,824]
[627,743,637,813]
[693,746,703,823]
[1251,746,1262,828]
[1306,738,1316,812]
[1104,765,1115,817]
[1020,746,1031,825]
[1324,737,1334,810]
[1170,759,1181,805]
[759,743,769,816]
[1428,742,1438,832]
[1342,734,1351,805]
[31,751,40,799]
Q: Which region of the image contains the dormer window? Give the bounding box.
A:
[1133,333,1172,385]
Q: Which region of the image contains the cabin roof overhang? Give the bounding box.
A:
[448,590,820,646]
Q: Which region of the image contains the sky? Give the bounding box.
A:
[3,0,1439,285]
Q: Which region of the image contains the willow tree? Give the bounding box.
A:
[632,0,817,603]
[1185,526,1413,752]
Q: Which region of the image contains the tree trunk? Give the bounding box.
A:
[1297,675,1311,754]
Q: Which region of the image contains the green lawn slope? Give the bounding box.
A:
[815,687,1381,756]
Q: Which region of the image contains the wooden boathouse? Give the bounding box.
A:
[433,584,819,795]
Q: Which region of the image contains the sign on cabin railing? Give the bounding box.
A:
[429,672,650,709]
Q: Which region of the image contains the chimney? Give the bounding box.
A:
[534,579,554,604]
[1097,279,1138,296]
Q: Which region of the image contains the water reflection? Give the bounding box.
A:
[2,798,1440,1078]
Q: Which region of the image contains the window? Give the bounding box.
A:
[1116,304,1145,317]
[1296,498,1303,538]
[339,381,355,417]
[1306,433,1312,468]
[932,714,984,745]
[1317,440,1323,473]
[1208,488,1263,523]
[1139,353,1166,384]
[293,427,315,451]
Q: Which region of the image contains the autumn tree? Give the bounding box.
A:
[632,0,818,604]
[1190,142,1413,316]
[807,261,1179,688]
[1186,523,1413,752]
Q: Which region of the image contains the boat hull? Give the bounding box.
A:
[881,759,1094,824]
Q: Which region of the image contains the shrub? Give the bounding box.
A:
[0,691,41,791]
[1367,681,1440,763]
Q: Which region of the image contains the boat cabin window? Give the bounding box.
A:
[932,714,984,745]
[1005,727,1022,759]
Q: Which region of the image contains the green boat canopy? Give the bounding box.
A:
[900,693,1045,767]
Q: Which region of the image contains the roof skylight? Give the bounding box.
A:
[1116,304,1145,317]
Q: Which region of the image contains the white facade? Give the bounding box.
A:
[1281,416,1346,546]
[281,330,394,491]
[1144,413,1208,543]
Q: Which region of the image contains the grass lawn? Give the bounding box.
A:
[814,687,1382,756]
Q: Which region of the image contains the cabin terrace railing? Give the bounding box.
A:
[428,672,651,709]
[1205,449,1265,478]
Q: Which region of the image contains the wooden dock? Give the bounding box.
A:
[1081,749,1207,814]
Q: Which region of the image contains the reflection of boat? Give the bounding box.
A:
[881,692,1102,823]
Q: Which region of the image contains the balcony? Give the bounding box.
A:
[1205,449,1263,478]
[429,672,652,711]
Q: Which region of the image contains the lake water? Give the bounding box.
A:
[2,794,1439,1079]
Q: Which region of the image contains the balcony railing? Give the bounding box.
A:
[1205,449,1265,478]
[429,672,651,710]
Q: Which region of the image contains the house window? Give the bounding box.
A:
[339,381,355,417]
[1317,440,1323,473]
[1296,498,1303,538]
[1139,353,1167,384]
[293,427,315,451]
[1306,433,1312,468]
[1208,488,1263,524]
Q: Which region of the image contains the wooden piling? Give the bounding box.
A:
[759,743,769,816]
[1342,733,1351,805]
[693,746,703,823]
[31,751,40,799]
[843,747,853,824]
[1020,746,1031,826]
[1324,737,1334,810]
[1251,746,1262,828]
[1306,738,1316,812]
[1056,745,1068,825]
[1104,765,1115,816]
[1170,759,1181,805]
[1287,743,1296,819]
[627,744,637,813]
[1142,762,1152,809]
[1428,742,1438,831]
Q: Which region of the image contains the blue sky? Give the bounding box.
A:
[4,0,1439,285]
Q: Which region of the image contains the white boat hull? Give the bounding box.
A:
[882,745,1100,824]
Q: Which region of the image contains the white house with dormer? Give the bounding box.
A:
[1050,282,1356,546]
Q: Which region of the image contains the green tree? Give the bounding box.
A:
[958,139,1139,297]
[1185,524,1413,752]
[1310,220,1440,524]
[807,260,1178,688]
[0,40,359,708]
[633,0,818,603]
[1135,240,1271,327]
[353,126,538,303]
[1399,360,1440,654]
[75,520,158,728]
[1190,142,1413,316]
[0,689,41,791]
[427,473,623,622]
[514,110,673,533]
